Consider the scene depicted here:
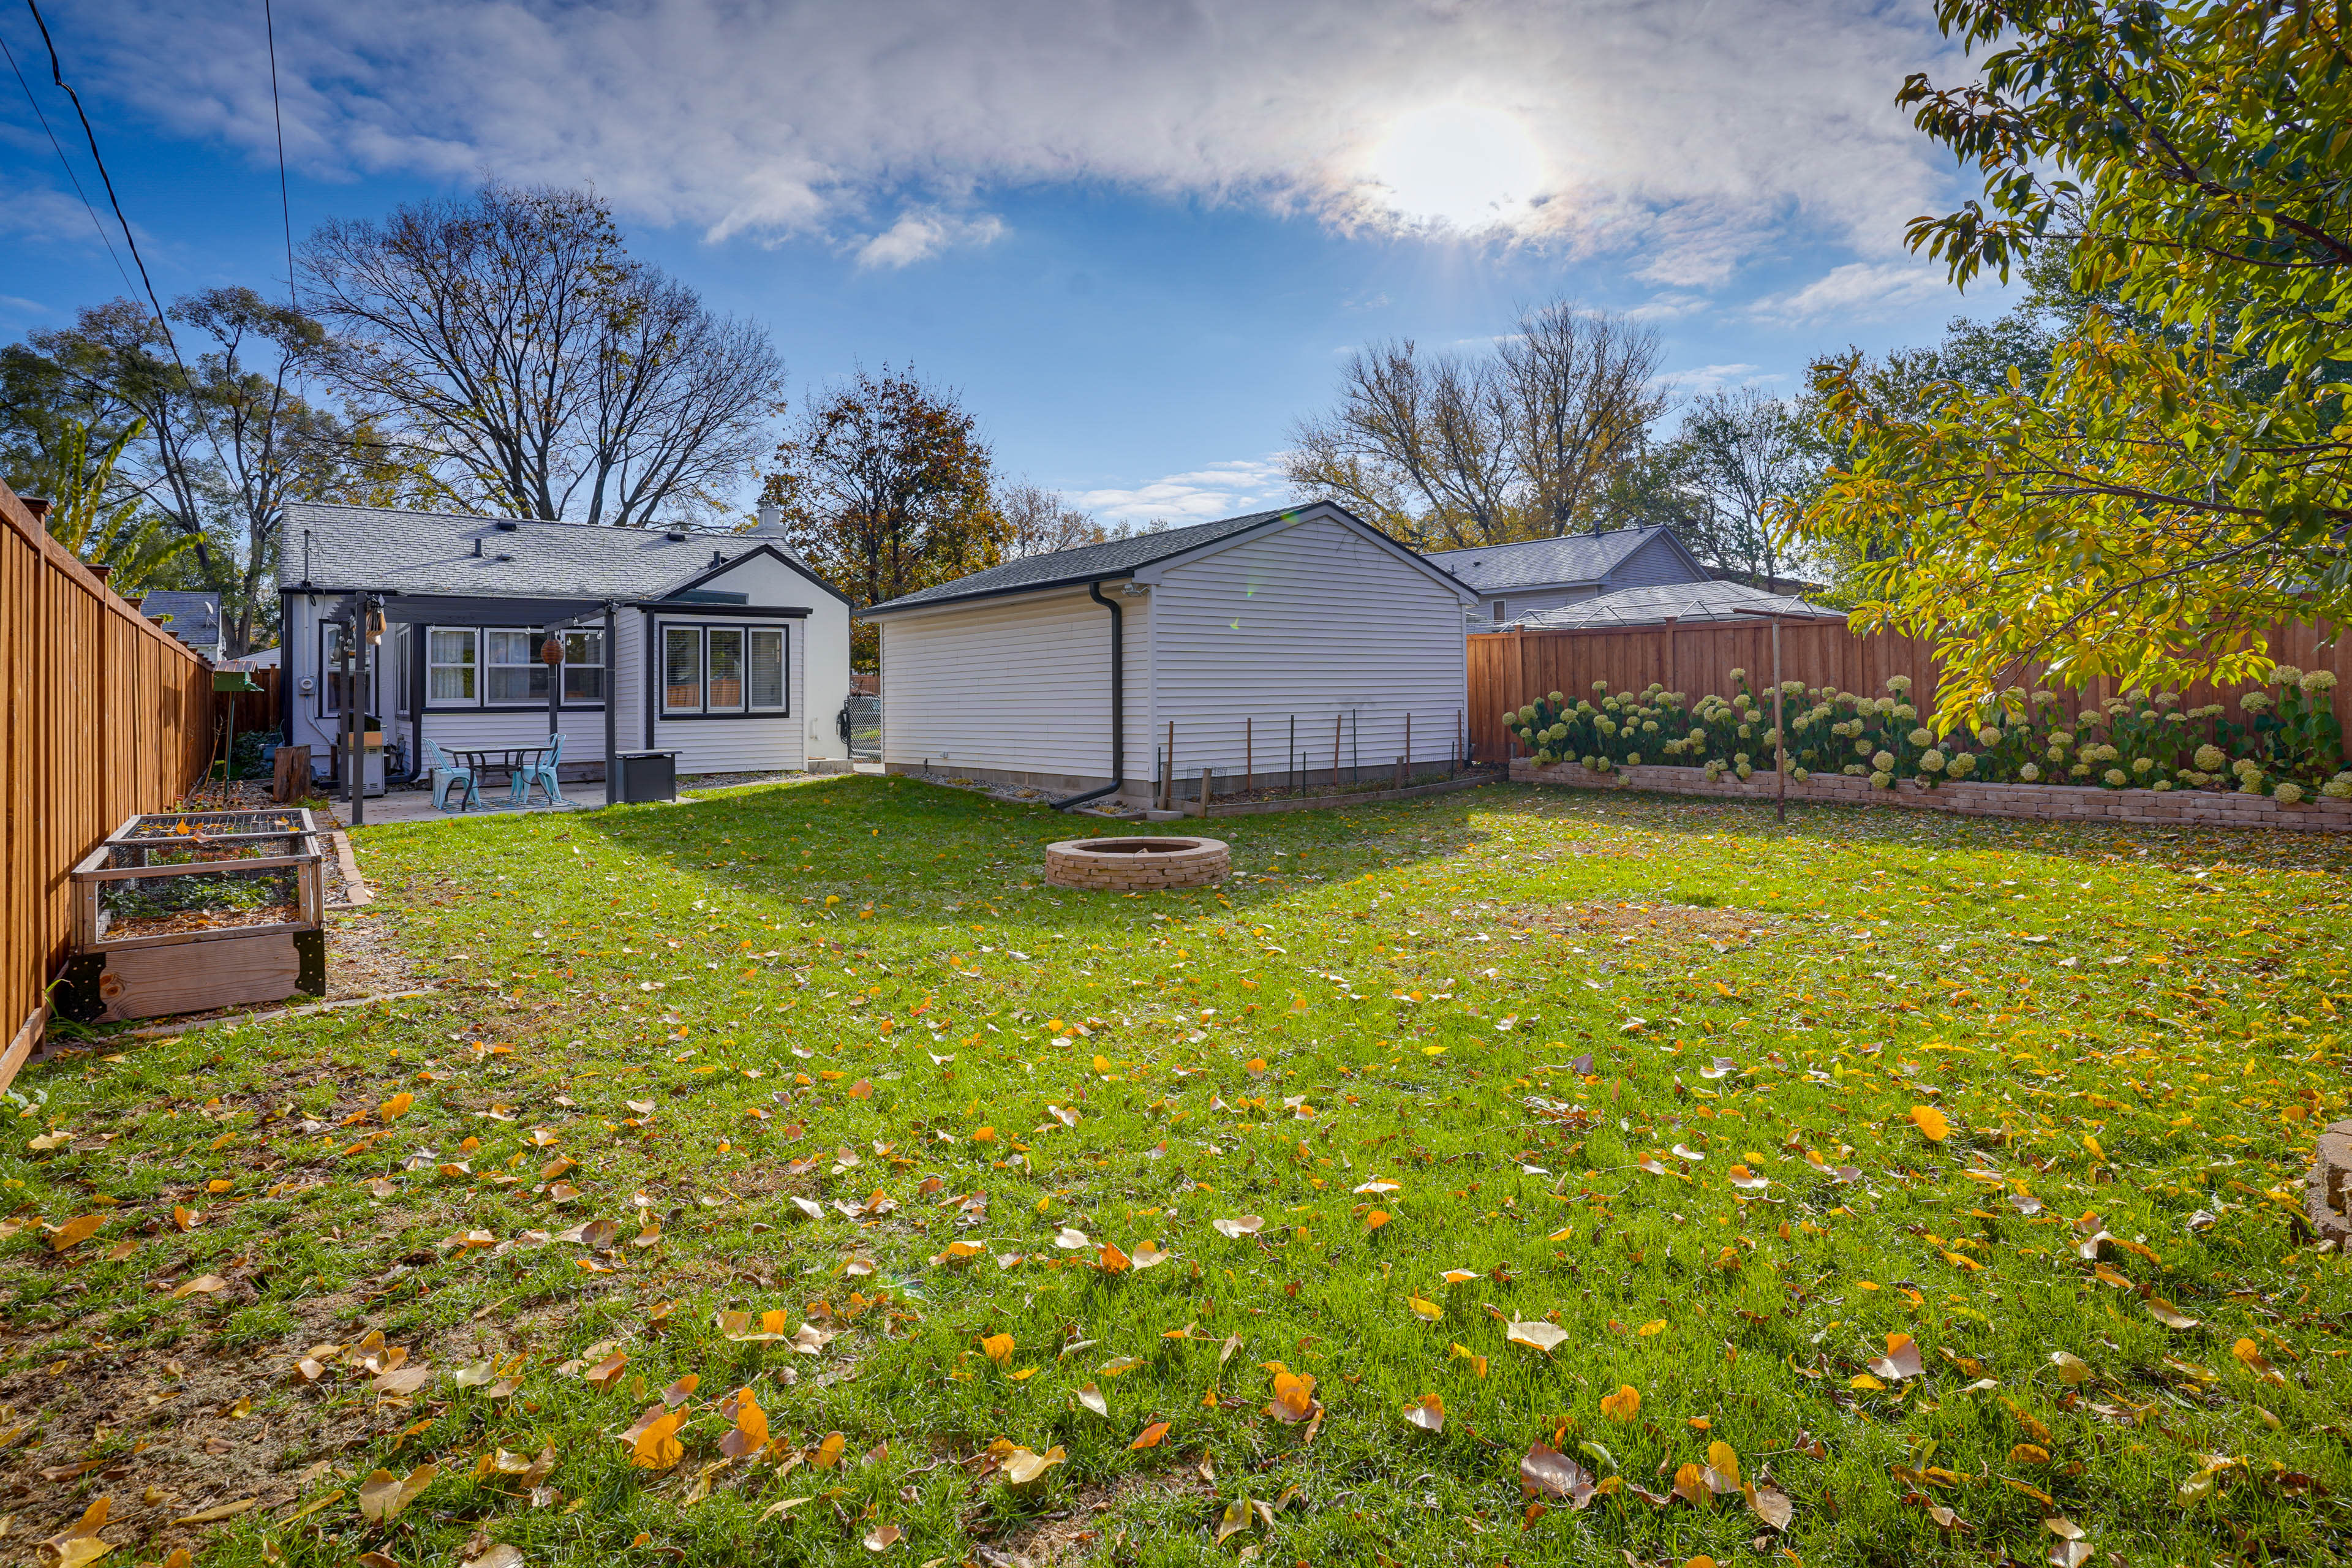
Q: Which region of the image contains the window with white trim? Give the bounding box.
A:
[485,628,549,704]
[428,627,478,703]
[660,622,787,716]
[562,630,605,702]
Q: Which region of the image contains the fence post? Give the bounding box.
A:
[1405,712,1412,776]
[1161,721,1175,810]
[1394,755,1405,792]
[1332,715,1342,791]
[1455,709,1461,775]
[1773,617,1787,824]
[1245,717,1253,796]
[1197,767,1212,820]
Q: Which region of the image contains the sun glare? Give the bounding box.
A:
[1362,104,1545,232]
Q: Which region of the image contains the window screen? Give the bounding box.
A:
[428,627,477,703]
[747,627,785,710]
[706,627,745,711]
[664,627,703,713]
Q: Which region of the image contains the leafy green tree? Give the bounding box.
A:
[763,367,1006,667]
[1673,387,1825,589]
[1794,0,2352,725]
[31,418,199,594]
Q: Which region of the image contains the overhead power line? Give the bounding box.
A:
[0,23,136,298]
[21,0,190,368]
[263,0,296,308]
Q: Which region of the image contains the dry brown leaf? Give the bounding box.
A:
[355,1463,437,1523]
[1519,1442,1596,1508]
[1506,1319,1570,1354]
[1867,1332,1924,1381]
[1403,1393,1444,1433]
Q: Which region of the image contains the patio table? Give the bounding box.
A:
[445,745,557,808]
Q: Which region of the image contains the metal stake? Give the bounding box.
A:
[1773,616,1787,824]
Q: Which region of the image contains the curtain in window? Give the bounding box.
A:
[486,630,549,703]
[428,628,477,702]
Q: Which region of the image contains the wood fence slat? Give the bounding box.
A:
[1,479,213,1076]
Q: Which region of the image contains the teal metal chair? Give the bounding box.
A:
[513,732,570,807]
[429,742,481,812]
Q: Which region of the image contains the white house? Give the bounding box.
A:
[1422,525,1714,627]
[860,503,1477,807]
[277,502,852,787]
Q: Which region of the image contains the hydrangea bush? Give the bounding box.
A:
[1504,666,2351,799]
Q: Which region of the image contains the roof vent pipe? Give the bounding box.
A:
[665,529,687,543]
[712,549,724,566]
[495,519,519,531]
[472,538,483,557]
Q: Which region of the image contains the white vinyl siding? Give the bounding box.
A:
[878,587,1153,784]
[1488,584,1600,620]
[1145,513,1468,777]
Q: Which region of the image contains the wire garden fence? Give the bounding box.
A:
[1145,707,1476,810]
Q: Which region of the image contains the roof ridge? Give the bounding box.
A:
[284,500,737,537]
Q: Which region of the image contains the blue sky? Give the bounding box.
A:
[2,0,2016,526]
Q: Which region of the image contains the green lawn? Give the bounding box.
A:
[6,776,2350,1567]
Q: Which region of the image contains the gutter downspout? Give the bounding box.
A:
[1051,580,1125,812]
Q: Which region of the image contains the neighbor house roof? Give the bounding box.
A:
[1423,526,1684,592]
[1518,579,1846,630]
[139,590,221,655]
[277,503,846,603]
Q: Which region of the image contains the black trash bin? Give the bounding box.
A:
[616,750,679,804]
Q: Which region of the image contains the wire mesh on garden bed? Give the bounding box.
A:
[74,809,326,949]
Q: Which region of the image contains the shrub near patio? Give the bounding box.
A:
[1507,665,2352,803]
[0,777,2346,1567]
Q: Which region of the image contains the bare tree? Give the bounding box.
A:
[301,183,782,525]
[1285,300,1666,548]
[1499,302,1667,535]
[1673,386,1823,589]
[999,480,1118,557]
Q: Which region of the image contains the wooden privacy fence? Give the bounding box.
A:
[2,479,214,1079]
[1468,617,2352,763]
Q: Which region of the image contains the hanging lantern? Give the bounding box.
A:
[540,635,565,665]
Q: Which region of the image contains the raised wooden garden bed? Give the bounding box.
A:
[56,809,328,1022]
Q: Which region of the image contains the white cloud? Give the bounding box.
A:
[1746,261,1957,326]
[851,208,1008,269]
[61,0,1969,280]
[1654,363,1775,397]
[1075,458,1295,527]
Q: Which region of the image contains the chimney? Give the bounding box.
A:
[753,502,787,537]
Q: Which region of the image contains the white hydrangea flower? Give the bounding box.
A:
[1909,727,1934,747]
[1977,726,2003,746]
[2103,767,2127,788]
[2275,782,2305,805]
[2321,779,2352,799]
[1894,704,1917,722]
[2132,757,2153,774]
[2046,744,2066,763]
[1870,771,1893,789]
[1792,767,1810,782]
[1728,668,1747,682]
[2070,763,2090,777]
[2233,756,2261,777]
[2302,669,2336,693]
[1736,763,1753,780]
[2154,780,2172,793]
[1626,752,1642,767]
[1872,750,1895,772]
[2272,665,2304,687]
[1887,675,1912,693]
[1948,752,1977,778]
[2019,763,2041,782]
[2195,744,2225,772]
[1919,749,1947,772]
[2241,692,2273,714]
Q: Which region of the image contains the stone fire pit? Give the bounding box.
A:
[1046,835,1230,892]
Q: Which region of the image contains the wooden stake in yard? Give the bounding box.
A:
[1332,715,1343,791]
[1773,616,1787,824]
[1245,717,1253,796]
[1198,767,1212,819]
[1404,712,1412,780]
[1455,708,1462,774]
[1393,755,1405,792]
[1162,720,1175,810]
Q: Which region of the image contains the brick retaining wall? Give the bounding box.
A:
[2309,1120,2352,1250]
[1510,760,2352,832]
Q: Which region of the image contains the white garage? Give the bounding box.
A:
[860,502,1477,809]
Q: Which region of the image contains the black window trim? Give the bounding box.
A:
[424,622,611,712]
[654,617,791,722]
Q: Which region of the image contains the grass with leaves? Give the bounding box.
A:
[4,774,2350,1568]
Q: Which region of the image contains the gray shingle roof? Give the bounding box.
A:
[861,509,1297,615]
[1423,527,1672,591]
[139,590,221,654]
[277,503,826,602]
[1518,579,1845,629]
